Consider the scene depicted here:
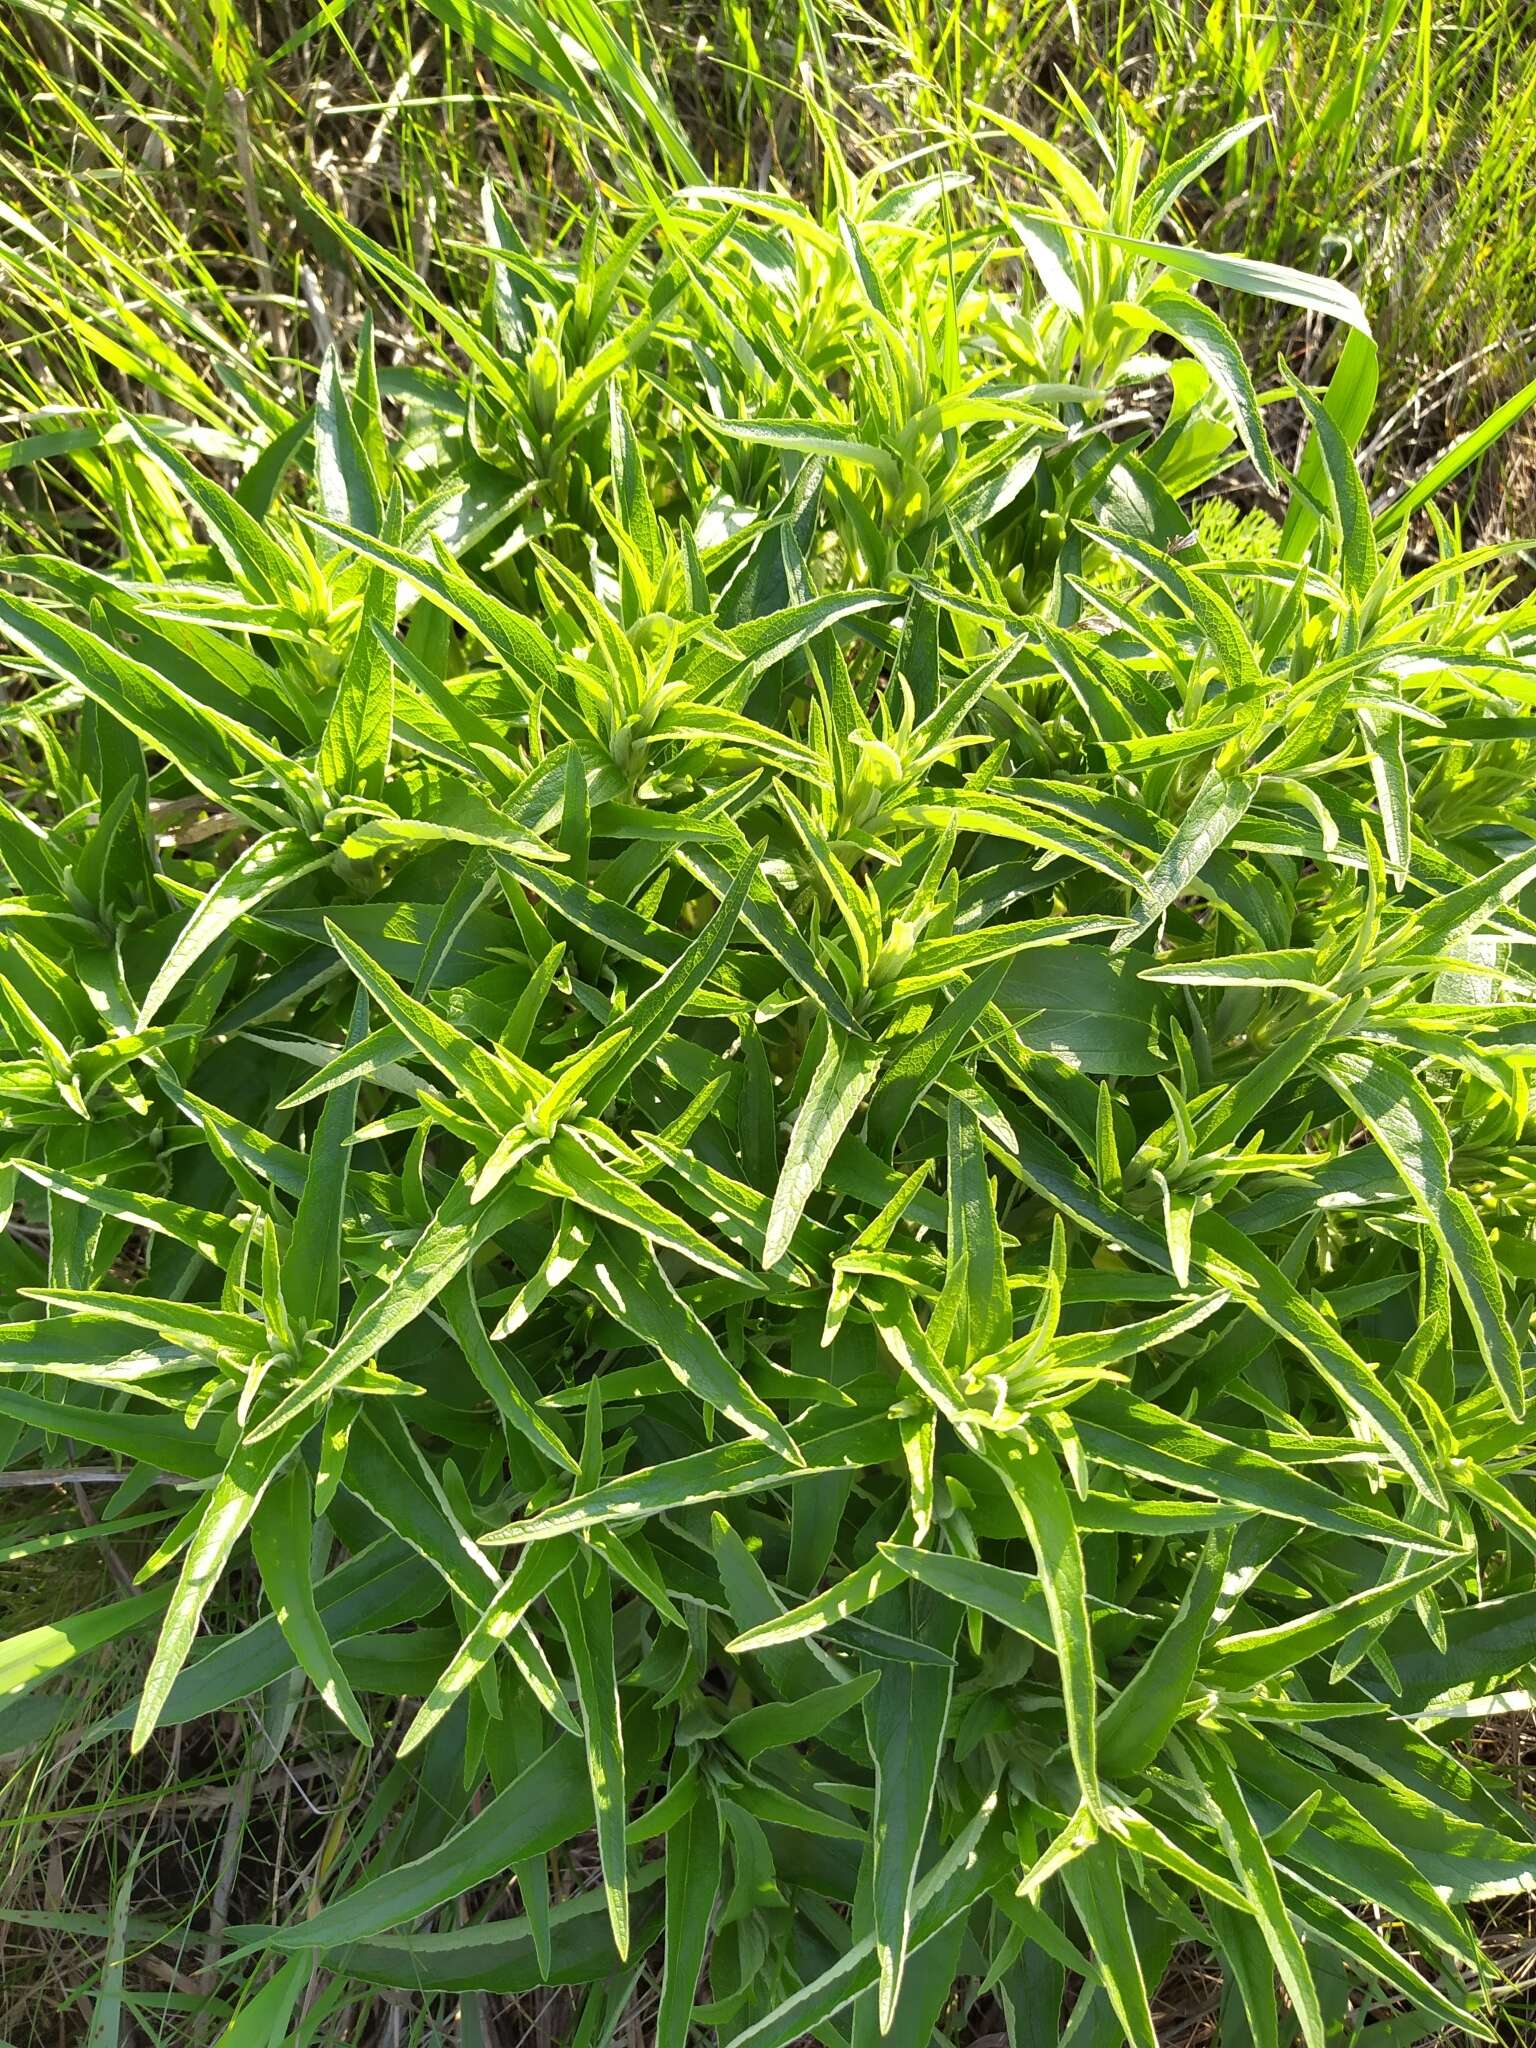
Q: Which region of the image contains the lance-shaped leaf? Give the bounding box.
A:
[0,592,284,822]
[986,1428,1102,1818]
[266,1737,592,1948]
[248,1173,537,1441]
[139,831,330,1029]
[655,1777,721,2048]
[317,504,398,802]
[1324,1046,1524,1418]
[863,1585,959,2030]
[398,1535,577,1756]
[249,1459,370,1744]
[132,1423,299,1751]
[1116,768,1258,949]
[581,1227,802,1465]
[547,1562,629,1958]
[282,986,368,1334]
[1195,1214,1446,1506]
[1199,1738,1325,2048]
[764,1026,882,1269]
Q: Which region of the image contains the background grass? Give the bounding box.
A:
[2,3,1536,2044]
[5,0,1536,540]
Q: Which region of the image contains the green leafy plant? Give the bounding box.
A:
[3,98,1536,2048]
